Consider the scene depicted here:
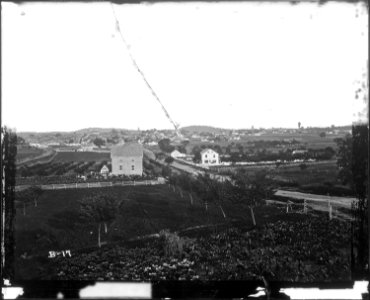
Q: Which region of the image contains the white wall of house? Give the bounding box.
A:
[170,150,186,159]
[111,156,143,176]
[201,149,220,165]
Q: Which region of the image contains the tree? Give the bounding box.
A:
[79,194,120,247]
[180,140,190,150]
[164,156,174,164]
[324,146,335,160]
[177,145,187,153]
[335,134,353,185]
[161,165,172,178]
[2,126,17,279]
[319,132,326,138]
[17,136,26,145]
[28,186,44,207]
[336,126,368,276]
[158,139,175,153]
[232,169,273,225]
[191,146,202,163]
[197,173,231,219]
[299,163,308,171]
[93,137,105,148]
[16,189,34,216]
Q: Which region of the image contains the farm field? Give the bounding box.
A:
[16,146,44,161]
[53,151,110,162]
[16,151,114,184]
[186,134,342,152]
[14,184,351,281]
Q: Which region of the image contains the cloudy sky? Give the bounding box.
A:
[2,1,368,132]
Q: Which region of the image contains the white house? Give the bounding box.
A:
[200,149,220,165]
[100,165,110,175]
[170,150,186,159]
[111,142,143,176]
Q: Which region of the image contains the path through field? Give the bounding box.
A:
[275,190,356,220]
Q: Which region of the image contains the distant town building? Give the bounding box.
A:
[292,149,308,156]
[200,149,220,165]
[100,165,110,175]
[170,150,187,159]
[111,142,143,176]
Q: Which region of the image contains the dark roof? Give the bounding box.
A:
[200,148,218,155]
[111,143,143,157]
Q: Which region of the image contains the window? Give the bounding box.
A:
[119,165,123,170]
[205,160,208,163]
[205,154,208,158]
[213,154,215,158]
[132,165,135,170]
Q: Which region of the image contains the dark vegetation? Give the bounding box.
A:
[2,127,17,279]
[54,215,350,281]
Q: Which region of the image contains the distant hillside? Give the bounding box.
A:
[180,125,230,134]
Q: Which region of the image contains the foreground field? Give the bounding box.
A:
[14,184,351,281]
[55,215,350,281]
[15,184,250,279]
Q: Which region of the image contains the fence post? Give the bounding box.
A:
[88,183,90,188]
[329,205,332,220]
[76,183,77,189]
[250,207,256,226]
[189,193,193,205]
[304,199,307,214]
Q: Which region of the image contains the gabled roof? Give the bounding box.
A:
[111,142,143,157]
[200,148,218,155]
[171,150,185,155]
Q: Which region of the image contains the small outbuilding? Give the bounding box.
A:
[170,150,187,159]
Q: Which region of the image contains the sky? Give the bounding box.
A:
[1,1,368,132]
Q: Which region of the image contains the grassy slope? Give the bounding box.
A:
[14,184,292,279]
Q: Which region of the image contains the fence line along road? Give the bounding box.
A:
[14,179,166,191]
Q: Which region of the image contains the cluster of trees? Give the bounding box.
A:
[93,137,106,148]
[158,139,189,154]
[335,125,368,277]
[158,139,175,153]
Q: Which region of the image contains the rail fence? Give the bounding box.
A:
[15,179,166,191]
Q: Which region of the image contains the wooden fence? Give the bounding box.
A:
[15,179,166,191]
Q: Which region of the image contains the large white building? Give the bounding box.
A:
[200,148,220,165]
[111,142,143,176]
